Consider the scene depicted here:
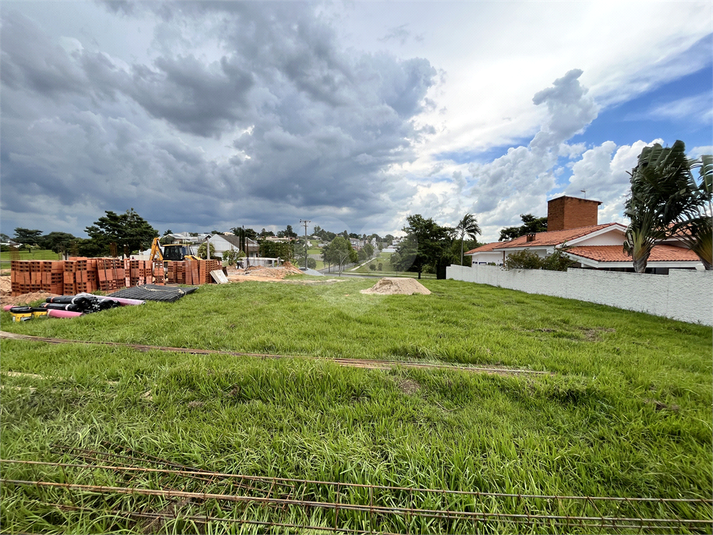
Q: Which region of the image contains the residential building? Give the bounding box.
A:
[466,196,703,273]
[208,234,260,259]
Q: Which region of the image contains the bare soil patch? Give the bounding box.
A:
[361,277,431,295]
[0,276,61,307]
[225,261,304,283]
[395,377,421,395]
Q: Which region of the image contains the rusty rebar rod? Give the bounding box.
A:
[2,459,709,506]
[0,331,548,376]
[2,478,710,529]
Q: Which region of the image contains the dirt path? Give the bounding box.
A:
[0,331,548,376]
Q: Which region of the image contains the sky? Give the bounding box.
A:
[1,1,711,242]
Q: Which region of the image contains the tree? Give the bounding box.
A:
[259,239,294,260]
[197,242,216,259]
[41,232,76,254]
[623,141,704,272]
[362,242,374,259]
[283,225,297,238]
[298,236,310,269]
[13,228,43,246]
[232,227,257,240]
[455,213,481,265]
[674,155,712,269]
[324,236,356,275]
[393,215,454,279]
[499,214,547,241]
[85,208,158,256]
[222,248,241,266]
[0,233,11,243]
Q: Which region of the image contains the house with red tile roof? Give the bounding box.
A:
[466,196,704,273]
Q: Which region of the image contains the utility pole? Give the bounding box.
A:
[299,219,311,269]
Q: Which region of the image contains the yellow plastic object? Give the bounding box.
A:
[31,310,49,318]
[11,313,32,322]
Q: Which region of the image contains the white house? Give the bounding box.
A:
[466,196,703,273]
[208,234,260,259]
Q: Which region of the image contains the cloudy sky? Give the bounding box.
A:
[1,1,711,242]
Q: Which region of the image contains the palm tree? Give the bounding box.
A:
[456,213,481,266]
[673,155,713,269]
[624,141,697,272]
[623,205,662,273]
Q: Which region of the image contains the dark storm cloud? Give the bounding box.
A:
[127,54,255,137]
[1,2,436,236]
[0,11,87,98]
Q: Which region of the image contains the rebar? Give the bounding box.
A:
[0,331,548,375]
[2,455,711,534]
[3,458,707,506]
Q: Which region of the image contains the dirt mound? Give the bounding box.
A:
[360,277,431,295]
[1,287,61,307]
[226,262,304,282]
[0,276,10,296]
[1,273,61,306]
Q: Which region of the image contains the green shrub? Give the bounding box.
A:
[369,263,377,271]
[504,250,543,270]
[307,258,317,269]
[541,248,575,271]
[505,248,576,271]
[196,242,216,259]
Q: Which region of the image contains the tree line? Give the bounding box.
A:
[5,209,159,257]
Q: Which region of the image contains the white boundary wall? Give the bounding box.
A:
[447,265,713,326]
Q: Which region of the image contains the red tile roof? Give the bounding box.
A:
[465,242,503,254]
[568,244,700,263]
[466,224,619,255]
[496,223,618,248]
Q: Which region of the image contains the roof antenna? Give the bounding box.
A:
[580,189,587,199]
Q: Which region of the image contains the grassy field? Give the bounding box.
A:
[1,278,711,533]
[0,249,61,269]
[350,251,439,279]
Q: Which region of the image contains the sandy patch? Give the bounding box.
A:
[0,276,61,307]
[225,261,304,283]
[360,277,431,295]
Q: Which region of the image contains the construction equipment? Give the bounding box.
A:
[149,238,199,263]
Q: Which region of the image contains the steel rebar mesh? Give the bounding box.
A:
[1,448,711,534]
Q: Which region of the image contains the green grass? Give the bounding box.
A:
[1,279,711,533]
[0,249,61,269]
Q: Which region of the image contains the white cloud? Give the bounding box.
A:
[626,93,713,124]
[459,69,597,239]
[1,1,710,239]
[565,139,663,224]
[691,146,713,158]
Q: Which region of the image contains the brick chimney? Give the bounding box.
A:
[547,196,601,231]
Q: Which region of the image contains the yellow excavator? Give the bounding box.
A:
[149,237,200,263]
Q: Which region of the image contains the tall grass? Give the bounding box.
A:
[1,279,711,532]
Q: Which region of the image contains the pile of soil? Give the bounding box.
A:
[226,261,304,283]
[360,277,431,295]
[0,275,61,306]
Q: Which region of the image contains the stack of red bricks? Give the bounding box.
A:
[10,258,220,296]
[165,261,185,284]
[96,258,127,292]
